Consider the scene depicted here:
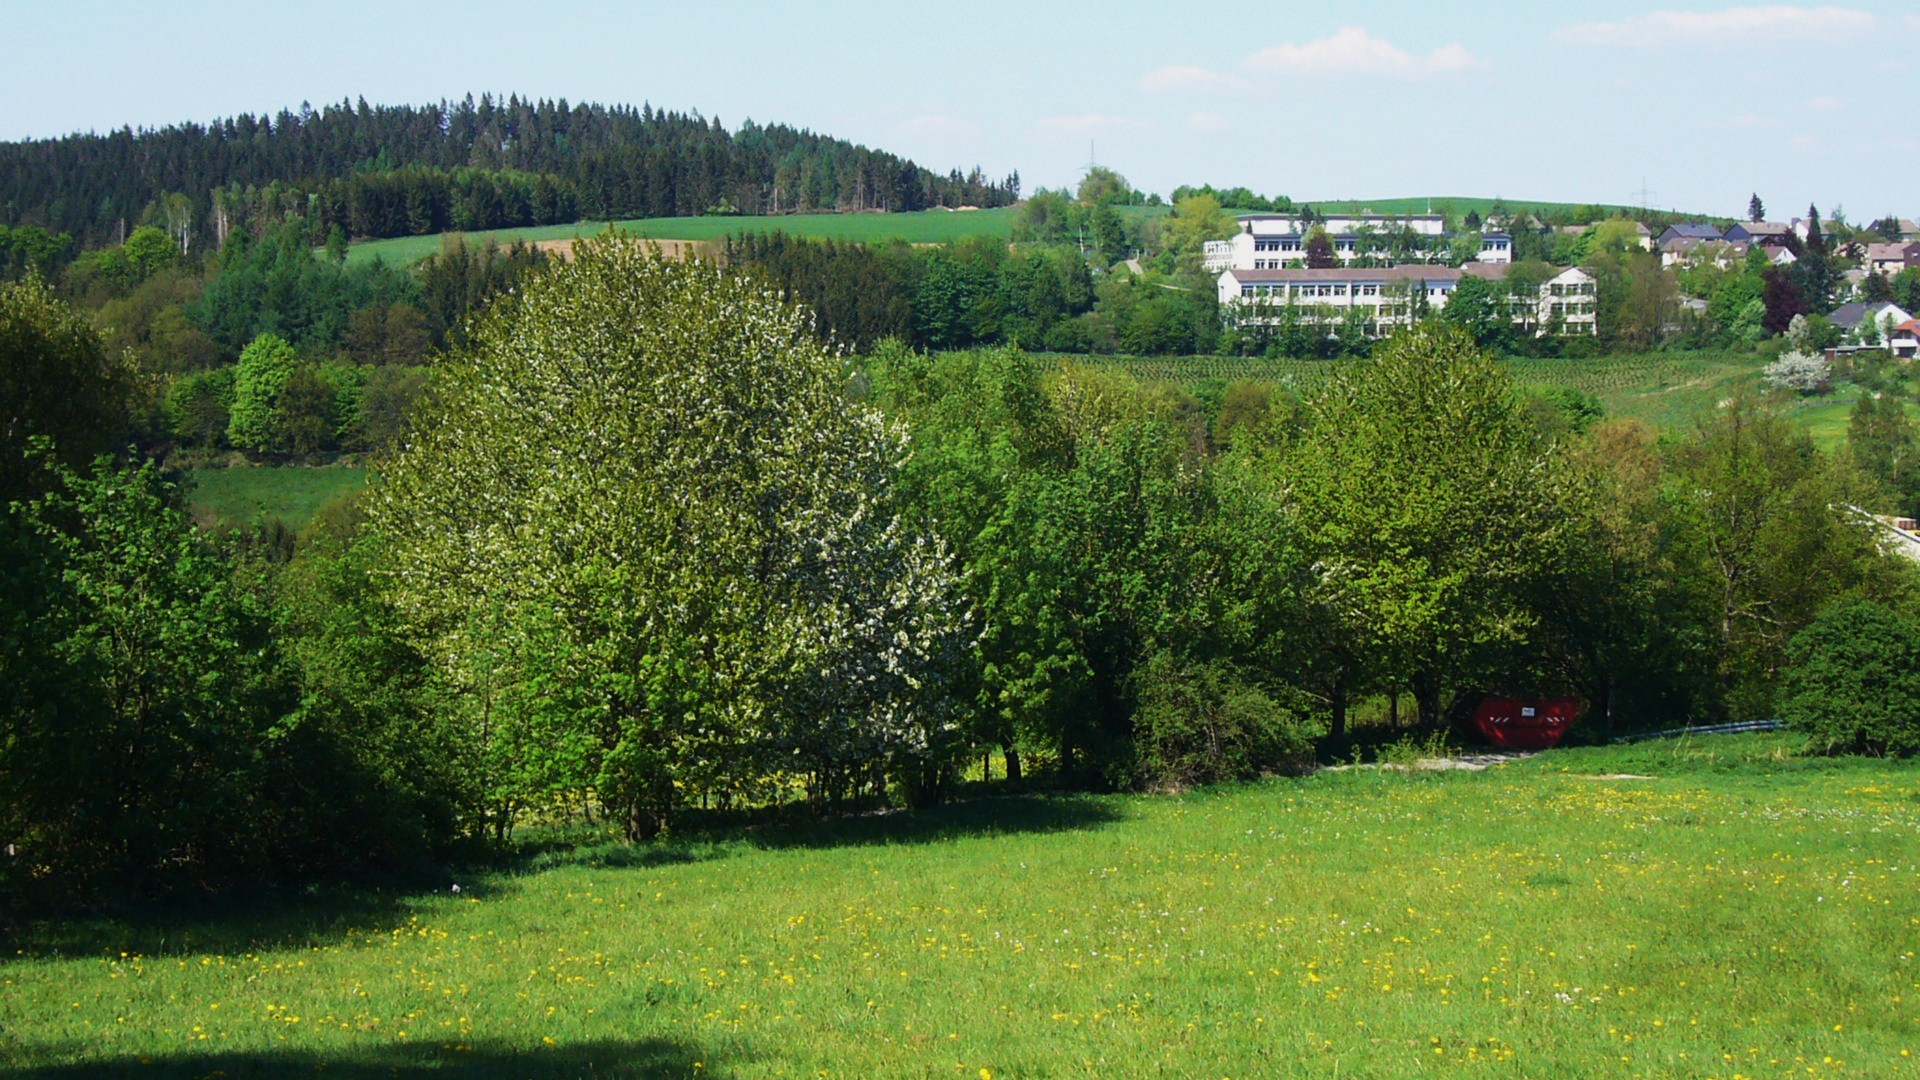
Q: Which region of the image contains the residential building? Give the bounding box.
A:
[1203,213,1457,272]
[1657,223,1723,249]
[1726,221,1794,247]
[1866,242,1920,277]
[1890,318,1920,359]
[1828,301,1915,342]
[1217,263,1596,337]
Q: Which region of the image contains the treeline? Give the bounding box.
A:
[42,215,548,462]
[725,223,1224,356]
[6,251,1915,909]
[0,95,1019,247]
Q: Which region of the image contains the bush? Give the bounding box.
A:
[1763,350,1832,394]
[1780,598,1920,755]
[166,366,236,449]
[1131,654,1319,789]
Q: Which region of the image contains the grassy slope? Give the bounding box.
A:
[344,208,1027,269]
[3,734,1914,1077]
[186,466,367,529]
[1084,350,1895,452]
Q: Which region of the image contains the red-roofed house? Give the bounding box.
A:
[1892,318,1920,359]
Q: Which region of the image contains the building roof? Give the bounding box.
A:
[1866,242,1920,263]
[1742,221,1792,237]
[1662,223,1724,241]
[1829,301,1909,329]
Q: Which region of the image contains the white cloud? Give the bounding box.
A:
[1242,26,1486,77]
[1804,95,1841,111]
[1553,6,1878,47]
[1884,136,1918,152]
[899,114,980,138]
[1140,65,1247,93]
[1789,134,1819,150]
[1186,111,1228,133]
[1033,114,1144,136]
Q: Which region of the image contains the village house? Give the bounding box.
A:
[1889,318,1920,359]
[1866,242,1920,277]
[1828,301,1915,344]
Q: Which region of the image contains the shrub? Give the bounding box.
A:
[1780,598,1920,755]
[1763,350,1831,395]
[1131,654,1319,789]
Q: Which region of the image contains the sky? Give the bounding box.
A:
[3,0,1914,221]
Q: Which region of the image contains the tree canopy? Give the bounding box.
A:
[370,240,971,836]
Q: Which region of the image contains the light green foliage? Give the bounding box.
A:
[1271,324,1582,725]
[1158,194,1235,275]
[372,240,971,836]
[226,332,299,453]
[1781,599,1920,755]
[0,276,134,502]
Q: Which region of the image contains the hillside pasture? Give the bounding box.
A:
[342,208,1028,269]
[2,734,1913,1077]
[186,466,366,530]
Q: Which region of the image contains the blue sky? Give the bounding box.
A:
[4,1,1914,221]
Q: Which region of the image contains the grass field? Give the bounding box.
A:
[343,208,1029,269]
[3,733,1914,1078]
[186,466,367,529]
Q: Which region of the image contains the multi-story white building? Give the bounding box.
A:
[1217,263,1597,337]
[1203,213,1512,272]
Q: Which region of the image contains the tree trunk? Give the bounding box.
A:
[1003,742,1022,783]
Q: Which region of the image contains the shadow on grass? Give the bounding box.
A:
[516,792,1124,872]
[7,1037,712,1078]
[4,794,1121,962]
[1,872,468,964]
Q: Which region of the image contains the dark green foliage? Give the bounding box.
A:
[188,218,416,357]
[166,367,235,449]
[1131,654,1316,789]
[271,499,472,868]
[1781,599,1920,755]
[0,453,292,901]
[0,96,1017,248]
[0,277,134,503]
[0,224,75,282]
[414,236,549,352]
[1662,396,1896,719]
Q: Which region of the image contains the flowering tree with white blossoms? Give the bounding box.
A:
[371,238,971,839]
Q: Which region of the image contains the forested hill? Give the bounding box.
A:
[0,95,1021,248]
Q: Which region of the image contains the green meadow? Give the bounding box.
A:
[342,209,1026,269]
[3,734,1913,1078]
[185,466,367,529]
